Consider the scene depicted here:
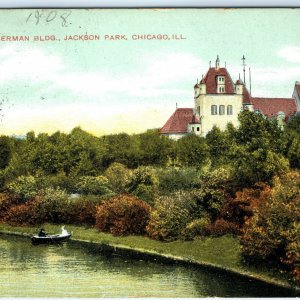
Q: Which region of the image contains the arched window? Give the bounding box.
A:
[197,106,200,115]
[227,105,233,115]
[211,105,217,115]
[219,105,225,115]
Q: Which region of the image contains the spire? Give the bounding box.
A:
[216,55,220,70]
[249,67,252,96]
[242,55,246,86]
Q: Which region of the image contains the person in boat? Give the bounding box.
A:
[38,228,47,237]
[61,226,69,236]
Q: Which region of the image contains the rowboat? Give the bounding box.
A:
[31,226,71,245]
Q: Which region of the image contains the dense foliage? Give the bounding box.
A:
[95,194,151,235]
[240,172,300,282]
[146,191,198,241]
[0,110,299,283]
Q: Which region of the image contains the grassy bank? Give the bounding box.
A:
[0,223,298,291]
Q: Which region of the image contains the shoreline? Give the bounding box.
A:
[0,223,299,295]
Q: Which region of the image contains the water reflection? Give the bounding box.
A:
[0,235,298,297]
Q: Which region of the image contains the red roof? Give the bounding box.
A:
[251,97,297,119]
[243,85,251,104]
[160,108,199,134]
[202,67,235,94]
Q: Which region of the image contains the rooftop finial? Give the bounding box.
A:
[176,102,178,109]
[209,61,211,68]
[249,67,252,96]
[242,55,246,86]
[216,55,220,70]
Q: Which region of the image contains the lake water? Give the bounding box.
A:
[0,235,298,298]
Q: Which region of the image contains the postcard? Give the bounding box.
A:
[0,8,299,298]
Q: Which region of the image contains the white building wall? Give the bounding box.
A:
[161,133,188,140]
[195,94,243,136]
[187,123,201,135]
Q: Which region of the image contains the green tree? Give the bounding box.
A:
[206,126,232,167]
[0,136,12,169]
[287,135,300,169]
[231,145,289,186]
[138,129,174,166]
[176,134,209,168]
[287,114,300,134]
[235,110,284,153]
[67,127,106,176]
[229,111,289,187]
[102,133,141,168]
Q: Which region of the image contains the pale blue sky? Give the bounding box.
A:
[0,9,299,135]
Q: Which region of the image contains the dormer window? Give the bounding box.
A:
[217,76,225,93]
[217,76,225,83]
[218,86,225,93]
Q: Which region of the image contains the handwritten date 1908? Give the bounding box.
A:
[26,10,72,27]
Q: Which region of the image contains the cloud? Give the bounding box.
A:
[0,46,64,83]
[278,46,300,63]
[0,45,202,101]
[228,62,300,97]
[124,53,203,97]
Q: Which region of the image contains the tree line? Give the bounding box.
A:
[0,110,299,191]
[0,110,300,284]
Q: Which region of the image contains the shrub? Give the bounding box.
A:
[146,191,198,241]
[221,183,271,227]
[204,218,239,236]
[157,167,201,194]
[6,175,38,201]
[192,167,232,221]
[95,194,151,236]
[283,222,300,283]
[126,166,158,204]
[181,217,211,240]
[36,187,71,223]
[0,193,19,219]
[35,171,77,193]
[75,176,113,195]
[3,199,40,225]
[68,196,100,225]
[104,162,132,193]
[240,171,300,283]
